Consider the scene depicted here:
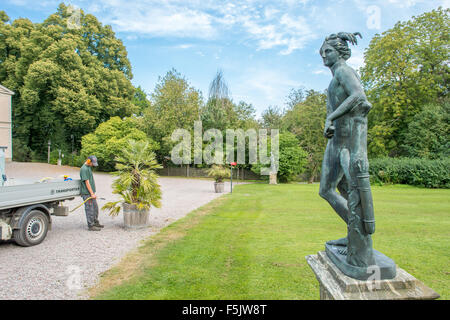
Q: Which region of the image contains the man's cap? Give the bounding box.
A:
[88,155,98,166]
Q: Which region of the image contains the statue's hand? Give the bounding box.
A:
[324,119,335,139]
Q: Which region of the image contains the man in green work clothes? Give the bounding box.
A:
[80,155,104,231]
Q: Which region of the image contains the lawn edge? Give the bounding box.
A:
[87,194,230,299]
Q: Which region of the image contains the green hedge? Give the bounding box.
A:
[369,158,450,188]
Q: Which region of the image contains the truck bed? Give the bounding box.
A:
[0,179,81,210]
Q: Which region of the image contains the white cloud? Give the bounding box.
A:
[80,0,319,55]
[347,47,365,71]
[174,44,194,49]
[313,69,327,75]
[236,67,302,110]
[103,3,216,38]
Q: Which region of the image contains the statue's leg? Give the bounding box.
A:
[319,141,348,224]
[332,148,353,254]
[319,141,350,247]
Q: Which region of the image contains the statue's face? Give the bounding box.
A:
[320,43,339,67]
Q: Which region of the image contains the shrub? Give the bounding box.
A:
[207,165,230,183]
[369,158,450,188]
[251,132,308,183]
[12,138,33,162]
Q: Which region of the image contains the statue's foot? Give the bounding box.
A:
[338,247,348,255]
[326,237,348,247]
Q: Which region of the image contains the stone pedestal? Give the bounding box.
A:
[269,173,277,185]
[306,251,440,300]
[325,243,396,280]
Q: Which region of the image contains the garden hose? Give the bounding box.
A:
[70,197,106,213]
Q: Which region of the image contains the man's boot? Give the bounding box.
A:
[88,225,102,231]
[94,220,104,228]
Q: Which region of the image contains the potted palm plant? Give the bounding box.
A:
[207,165,230,193]
[102,139,162,229]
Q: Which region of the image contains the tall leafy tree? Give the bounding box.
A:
[282,90,327,182]
[233,101,259,130]
[261,105,284,130]
[401,100,449,159]
[361,7,449,157]
[141,69,202,162]
[0,4,137,159]
[133,86,151,116]
[285,87,306,110]
[201,70,235,132]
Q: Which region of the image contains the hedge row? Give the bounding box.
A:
[369,158,450,188]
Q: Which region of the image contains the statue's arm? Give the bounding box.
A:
[327,68,365,122]
[326,90,332,116]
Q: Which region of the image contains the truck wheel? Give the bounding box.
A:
[13,210,49,247]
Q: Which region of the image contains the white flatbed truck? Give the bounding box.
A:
[0,148,82,246]
[0,179,82,246]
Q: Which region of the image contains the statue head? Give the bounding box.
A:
[320,32,362,66]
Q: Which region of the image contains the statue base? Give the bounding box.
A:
[306,251,440,300]
[325,243,396,280]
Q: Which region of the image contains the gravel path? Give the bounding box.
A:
[0,162,233,300]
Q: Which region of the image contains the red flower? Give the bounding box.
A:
[230,162,237,166]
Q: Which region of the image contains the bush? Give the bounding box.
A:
[12,138,32,162]
[251,132,308,183]
[207,165,230,182]
[401,101,449,159]
[369,158,450,188]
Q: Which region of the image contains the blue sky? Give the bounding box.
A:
[2,0,448,118]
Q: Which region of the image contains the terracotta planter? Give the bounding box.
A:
[214,182,224,193]
[122,203,150,229]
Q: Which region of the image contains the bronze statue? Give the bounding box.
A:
[319,32,396,280]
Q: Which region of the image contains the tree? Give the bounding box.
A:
[251,132,308,183]
[285,87,306,110]
[0,4,137,159]
[361,7,449,157]
[261,105,284,130]
[140,69,202,162]
[102,139,162,216]
[282,90,327,182]
[0,10,9,24]
[201,70,235,132]
[80,116,158,171]
[133,86,151,116]
[402,100,449,159]
[233,101,259,130]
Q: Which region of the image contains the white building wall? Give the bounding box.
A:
[0,93,12,161]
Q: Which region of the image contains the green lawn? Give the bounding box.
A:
[92,184,450,300]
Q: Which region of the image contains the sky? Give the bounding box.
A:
[1,0,448,118]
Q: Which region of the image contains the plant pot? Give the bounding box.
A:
[214,182,224,193]
[122,203,150,229]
